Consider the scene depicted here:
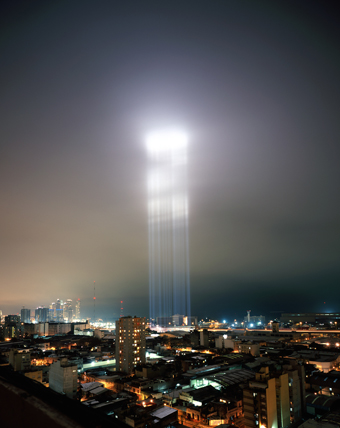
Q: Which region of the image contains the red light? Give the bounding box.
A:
[93,297,96,300]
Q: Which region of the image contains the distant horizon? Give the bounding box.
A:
[2,302,338,325]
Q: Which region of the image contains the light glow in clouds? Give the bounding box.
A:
[146,130,187,154]
[146,129,191,326]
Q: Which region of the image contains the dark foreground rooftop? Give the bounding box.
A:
[0,366,128,428]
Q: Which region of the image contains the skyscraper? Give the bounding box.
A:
[21,307,31,323]
[56,299,64,322]
[63,299,73,322]
[115,316,146,373]
[75,299,80,320]
[146,130,191,327]
[50,302,56,321]
[35,306,49,323]
[4,315,22,339]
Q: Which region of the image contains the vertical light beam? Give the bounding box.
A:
[146,130,191,327]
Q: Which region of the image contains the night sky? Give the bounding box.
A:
[1,1,339,321]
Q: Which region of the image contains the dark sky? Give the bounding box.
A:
[1,0,339,321]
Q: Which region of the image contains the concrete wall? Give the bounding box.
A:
[267,378,278,428]
[0,378,84,428]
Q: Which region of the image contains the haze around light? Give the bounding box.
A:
[0,1,339,321]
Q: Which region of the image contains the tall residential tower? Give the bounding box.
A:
[115,316,146,373]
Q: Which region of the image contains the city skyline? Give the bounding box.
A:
[1,1,340,320]
[18,298,82,322]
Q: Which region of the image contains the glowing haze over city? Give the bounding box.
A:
[1,1,340,321]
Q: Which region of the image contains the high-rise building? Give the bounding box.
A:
[21,308,31,323]
[115,316,146,374]
[75,299,80,320]
[4,315,23,339]
[49,302,56,321]
[243,367,290,428]
[35,307,49,323]
[146,130,191,326]
[55,299,64,322]
[281,360,305,424]
[243,377,278,428]
[63,299,73,322]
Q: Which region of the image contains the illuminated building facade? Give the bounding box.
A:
[75,298,81,320]
[49,299,64,322]
[115,316,146,374]
[21,308,31,323]
[4,315,23,339]
[49,358,78,399]
[63,299,73,322]
[243,367,290,428]
[146,130,191,326]
[280,312,340,324]
[243,314,266,327]
[56,299,64,322]
[35,307,49,323]
[49,302,56,321]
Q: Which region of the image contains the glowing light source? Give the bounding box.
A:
[146,130,187,154]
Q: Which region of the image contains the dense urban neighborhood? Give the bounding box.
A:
[2,314,340,427]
